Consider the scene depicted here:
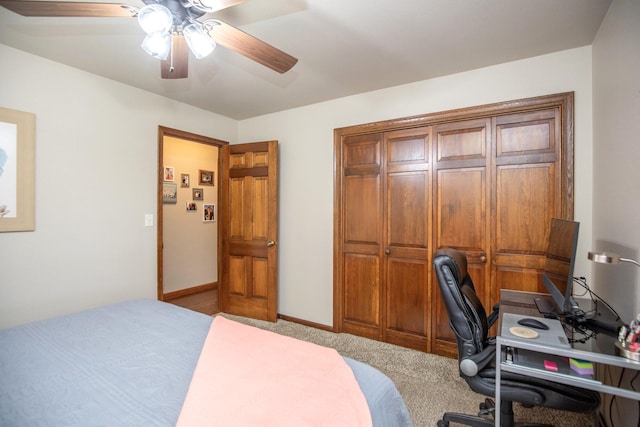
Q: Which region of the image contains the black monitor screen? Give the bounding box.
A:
[541,218,580,315]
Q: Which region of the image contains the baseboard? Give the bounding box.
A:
[277,313,336,333]
[163,282,217,301]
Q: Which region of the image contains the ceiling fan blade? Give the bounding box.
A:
[161,34,189,79]
[0,0,138,17]
[205,19,297,74]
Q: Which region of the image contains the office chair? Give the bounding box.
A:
[432,248,600,427]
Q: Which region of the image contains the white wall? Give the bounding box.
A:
[0,44,237,328]
[1,42,599,330]
[592,0,640,324]
[239,46,595,326]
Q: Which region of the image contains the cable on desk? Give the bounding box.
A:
[572,277,622,322]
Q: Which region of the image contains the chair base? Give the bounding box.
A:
[437,413,553,427]
[436,399,554,427]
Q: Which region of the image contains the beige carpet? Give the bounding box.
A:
[222,313,595,427]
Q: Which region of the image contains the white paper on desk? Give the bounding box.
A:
[501,313,570,348]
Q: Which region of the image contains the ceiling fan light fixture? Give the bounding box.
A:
[183,23,216,59]
[141,32,171,60]
[137,4,173,35]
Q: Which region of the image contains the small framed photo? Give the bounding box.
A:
[192,188,203,201]
[186,202,197,211]
[203,204,215,222]
[163,182,177,204]
[164,166,174,182]
[199,169,214,186]
[180,173,190,188]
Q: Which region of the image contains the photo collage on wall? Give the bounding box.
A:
[163,166,215,222]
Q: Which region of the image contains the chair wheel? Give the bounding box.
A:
[480,397,495,410]
[479,397,496,417]
[437,420,448,427]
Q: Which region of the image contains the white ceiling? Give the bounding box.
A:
[0,0,612,120]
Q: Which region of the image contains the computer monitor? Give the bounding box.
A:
[537,218,580,317]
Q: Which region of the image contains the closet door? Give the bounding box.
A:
[431,119,492,357]
[492,108,565,301]
[383,128,432,351]
[335,93,574,357]
[339,133,384,340]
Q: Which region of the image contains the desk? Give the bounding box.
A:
[495,290,640,426]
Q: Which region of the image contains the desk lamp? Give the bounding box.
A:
[588,251,640,268]
[588,251,640,361]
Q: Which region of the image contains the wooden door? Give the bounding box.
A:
[219,141,279,322]
[338,133,384,340]
[335,129,431,351]
[492,109,566,301]
[431,108,567,356]
[431,118,492,357]
[335,93,574,356]
[383,128,432,351]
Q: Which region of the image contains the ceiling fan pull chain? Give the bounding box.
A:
[169,35,175,73]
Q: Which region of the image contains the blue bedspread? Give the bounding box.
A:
[0,299,412,426]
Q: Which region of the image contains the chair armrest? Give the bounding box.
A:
[459,343,496,377]
[487,303,499,328]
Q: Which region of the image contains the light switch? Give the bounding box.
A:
[144,214,154,227]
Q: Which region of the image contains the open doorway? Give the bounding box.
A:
[157,126,228,314]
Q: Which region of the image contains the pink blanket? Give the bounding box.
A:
[176,316,372,427]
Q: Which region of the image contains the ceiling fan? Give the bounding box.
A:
[0,0,298,79]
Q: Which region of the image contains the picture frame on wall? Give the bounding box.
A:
[186,202,197,211]
[0,107,36,232]
[192,188,203,201]
[180,173,190,188]
[198,169,214,186]
[203,204,215,222]
[163,182,177,204]
[164,166,174,182]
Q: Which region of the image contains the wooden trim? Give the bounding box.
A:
[278,314,336,333]
[163,282,218,301]
[334,92,575,137]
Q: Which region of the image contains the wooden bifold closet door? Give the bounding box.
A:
[334,93,574,356]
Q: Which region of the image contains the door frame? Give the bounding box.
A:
[157,126,229,300]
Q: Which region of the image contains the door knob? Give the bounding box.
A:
[266,240,277,247]
[385,248,391,255]
[480,255,487,263]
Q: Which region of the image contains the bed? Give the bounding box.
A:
[0,299,413,426]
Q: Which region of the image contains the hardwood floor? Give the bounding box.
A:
[165,289,219,316]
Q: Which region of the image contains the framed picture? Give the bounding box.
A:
[163,182,177,204]
[192,188,203,201]
[203,204,215,222]
[186,202,197,211]
[0,107,35,232]
[180,173,190,188]
[198,169,214,186]
[164,166,174,182]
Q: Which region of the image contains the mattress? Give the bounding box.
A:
[0,299,413,426]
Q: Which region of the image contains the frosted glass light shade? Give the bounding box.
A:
[183,23,215,59]
[141,32,171,60]
[137,4,173,35]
